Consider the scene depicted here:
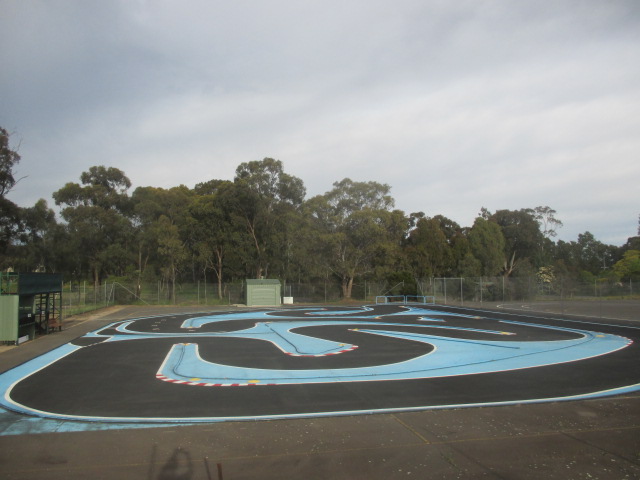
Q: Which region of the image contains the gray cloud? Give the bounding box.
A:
[1,0,639,245]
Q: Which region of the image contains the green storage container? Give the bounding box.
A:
[245,279,281,307]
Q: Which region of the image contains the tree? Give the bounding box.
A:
[13,199,58,271]
[447,232,478,277]
[232,158,306,279]
[0,127,22,198]
[188,181,236,299]
[0,197,20,255]
[404,216,453,278]
[533,206,563,263]
[490,208,544,277]
[467,217,505,276]
[0,128,23,254]
[305,178,401,298]
[432,215,462,242]
[574,231,617,273]
[553,231,618,279]
[156,215,188,303]
[132,185,193,300]
[612,250,640,281]
[53,166,134,285]
[533,206,563,239]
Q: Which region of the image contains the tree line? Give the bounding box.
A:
[1,128,639,301]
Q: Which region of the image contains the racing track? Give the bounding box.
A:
[1,304,638,424]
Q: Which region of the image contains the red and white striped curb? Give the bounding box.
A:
[156,374,276,387]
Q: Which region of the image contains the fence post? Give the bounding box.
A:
[444,278,447,305]
[324,279,327,303]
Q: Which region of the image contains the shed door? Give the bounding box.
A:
[251,286,277,306]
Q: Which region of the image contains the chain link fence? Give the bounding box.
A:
[426,277,638,305]
[61,277,639,319]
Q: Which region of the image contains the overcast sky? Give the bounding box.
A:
[1,0,639,245]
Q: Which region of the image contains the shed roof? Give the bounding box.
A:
[245,279,281,285]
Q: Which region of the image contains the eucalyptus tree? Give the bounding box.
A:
[489,208,544,277]
[404,216,453,279]
[0,127,21,198]
[12,199,59,272]
[232,158,306,279]
[131,185,193,301]
[572,231,617,274]
[0,127,22,254]
[467,217,505,276]
[189,180,237,299]
[53,166,134,285]
[533,206,563,239]
[305,178,402,298]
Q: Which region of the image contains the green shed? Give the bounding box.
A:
[0,273,63,345]
[245,279,281,307]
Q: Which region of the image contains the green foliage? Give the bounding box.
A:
[0,127,21,198]
[232,158,306,279]
[467,217,505,276]
[0,128,22,254]
[305,179,400,298]
[533,206,563,239]
[490,208,545,276]
[2,124,634,298]
[612,250,640,281]
[405,216,453,278]
[385,271,417,296]
[53,166,134,284]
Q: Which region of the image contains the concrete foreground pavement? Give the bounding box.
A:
[0,305,638,479]
[1,395,639,479]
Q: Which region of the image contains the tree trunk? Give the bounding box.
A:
[92,264,99,290]
[342,275,354,299]
[503,251,517,277]
[216,249,223,300]
[170,263,176,304]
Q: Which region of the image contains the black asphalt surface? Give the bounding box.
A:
[0,303,638,479]
[5,304,640,420]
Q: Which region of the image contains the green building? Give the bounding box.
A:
[0,273,63,345]
[245,279,282,307]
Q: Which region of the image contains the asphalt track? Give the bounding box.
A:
[1,304,638,424]
[0,303,639,479]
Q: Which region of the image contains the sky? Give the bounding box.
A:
[1,0,639,246]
